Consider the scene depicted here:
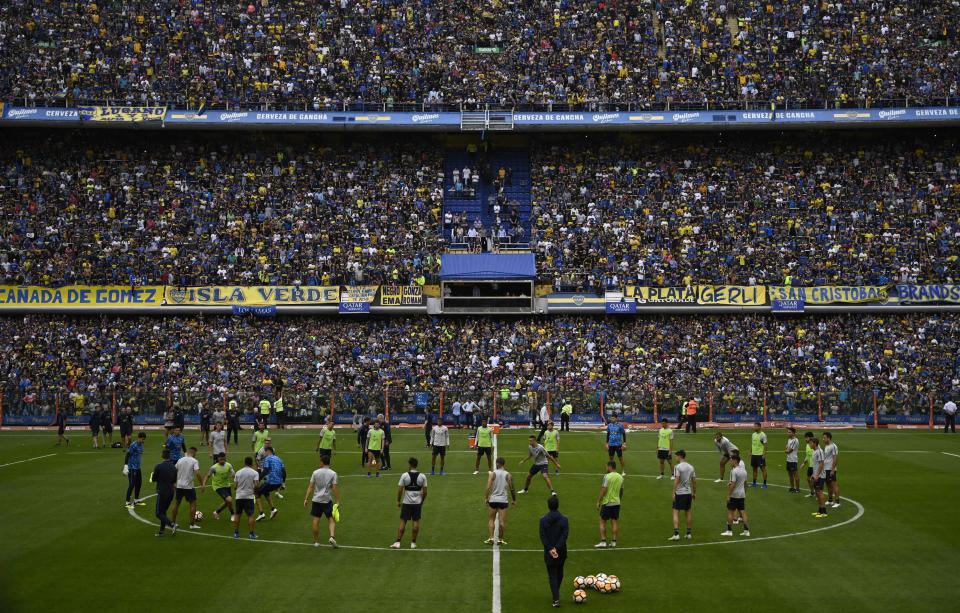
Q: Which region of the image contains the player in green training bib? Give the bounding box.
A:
[749,422,768,488]
[543,421,560,474]
[316,418,337,464]
[366,421,384,477]
[252,423,270,454]
[201,452,236,520]
[474,417,494,474]
[656,418,674,479]
[596,461,624,548]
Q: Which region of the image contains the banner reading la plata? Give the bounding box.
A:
[0,285,164,307]
[768,285,888,304]
[164,286,339,306]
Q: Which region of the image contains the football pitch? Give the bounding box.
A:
[2,426,958,613]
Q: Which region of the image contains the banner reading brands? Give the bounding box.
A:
[768,285,888,304]
[895,284,960,304]
[78,106,166,122]
[0,285,164,307]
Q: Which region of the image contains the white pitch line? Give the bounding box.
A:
[491,432,502,613]
[0,453,56,469]
[127,473,865,554]
[942,452,960,459]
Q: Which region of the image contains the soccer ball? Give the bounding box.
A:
[194,511,204,522]
[607,575,621,592]
[573,576,586,589]
[595,572,608,584]
[595,580,608,592]
[583,575,596,587]
[573,589,587,604]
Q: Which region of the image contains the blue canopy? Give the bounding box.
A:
[440,253,536,280]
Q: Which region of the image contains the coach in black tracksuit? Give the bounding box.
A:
[539,496,569,607]
[151,449,178,536]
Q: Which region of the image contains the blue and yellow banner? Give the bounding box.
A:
[696,285,767,306]
[164,286,339,306]
[895,284,960,304]
[78,106,166,122]
[769,285,888,305]
[0,285,164,307]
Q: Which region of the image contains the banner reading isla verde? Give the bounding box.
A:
[165,286,339,306]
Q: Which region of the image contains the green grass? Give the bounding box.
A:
[2,426,959,613]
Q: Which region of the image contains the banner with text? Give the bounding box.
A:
[165,286,339,306]
[0,285,164,307]
[768,285,888,304]
[78,106,166,122]
[697,285,767,306]
[894,284,960,304]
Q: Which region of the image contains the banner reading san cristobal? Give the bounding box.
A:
[164,286,339,306]
[0,285,164,307]
[768,285,889,304]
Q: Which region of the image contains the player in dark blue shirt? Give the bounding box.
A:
[357,417,371,467]
[150,449,178,536]
[165,427,186,462]
[124,432,147,508]
[53,410,69,447]
[539,496,569,608]
[605,414,628,474]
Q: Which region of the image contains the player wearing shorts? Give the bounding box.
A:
[595,461,624,548]
[366,421,385,478]
[118,408,134,449]
[430,421,450,475]
[233,456,260,539]
[669,450,696,541]
[473,418,494,474]
[100,409,114,447]
[316,419,337,465]
[542,421,560,474]
[89,407,101,449]
[519,436,560,496]
[721,452,750,536]
[656,418,674,479]
[166,427,186,462]
[785,427,800,492]
[800,431,816,496]
[209,423,228,460]
[822,432,840,508]
[713,432,738,482]
[749,422,768,488]
[304,454,340,548]
[171,446,202,531]
[484,457,516,545]
[54,409,69,447]
[251,423,270,455]
[123,432,147,508]
[392,457,428,549]
[255,446,284,521]
[809,438,828,518]
[605,413,627,474]
[201,452,235,520]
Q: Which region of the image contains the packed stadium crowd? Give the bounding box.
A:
[3,314,957,416]
[0,132,443,286]
[531,133,960,291]
[1,0,957,109]
[3,131,958,289]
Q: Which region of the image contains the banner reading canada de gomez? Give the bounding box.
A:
[164,286,339,306]
[0,285,164,307]
[768,285,888,305]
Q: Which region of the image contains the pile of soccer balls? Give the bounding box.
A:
[573,573,621,603]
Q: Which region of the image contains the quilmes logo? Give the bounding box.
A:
[878,109,906,120]
[672,112,700,123]
[411,113,440,123]
[7,108,38,118]
[219,112,249,122]
[591,113,620,124]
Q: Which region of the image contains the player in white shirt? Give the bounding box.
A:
[484,457,516,545]
[720,452,750,537]
[822,431,840,508]
[809,438,829,518]
[943,400,957,433]
[170,446,202,531]
[713,432,739,482]
[785,427,801,493]
[392,457,428,549]
[430,422,450,475]
[233,456,260,539]
[304,455,341,548]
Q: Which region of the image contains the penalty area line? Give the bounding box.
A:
[0,453,56,469]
